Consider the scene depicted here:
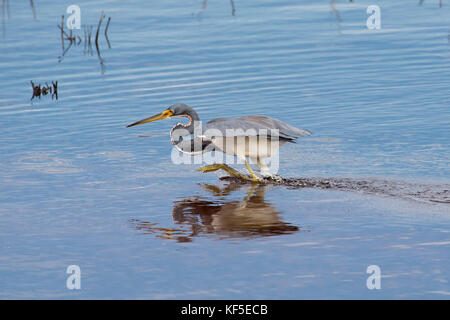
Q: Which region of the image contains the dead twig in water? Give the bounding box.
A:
[60,15,65,51]
[330,0,341,23]
[30,81,58,101]
[1,0,38,39]
[57,11,112,74]
[57,16,82,62]
[85,25,94,56]
[5,0,9,20]
[330,0,356,32]
[104,16,111,49]
[30,0,36,20]
[199,0,236,16]
[95,11,105,48]
[330,0,343,33]
[95,11,106,74]
[419,0,443,7]
[1,0,5,39]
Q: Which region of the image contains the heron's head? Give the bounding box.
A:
[126,103,198,128]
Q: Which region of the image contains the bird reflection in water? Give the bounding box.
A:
[130,183,299,242]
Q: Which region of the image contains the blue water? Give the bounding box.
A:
[0,0,449,299]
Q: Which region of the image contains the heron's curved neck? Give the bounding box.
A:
[171,110,200,135]
[183,109,200,133]
[169,110,202,149]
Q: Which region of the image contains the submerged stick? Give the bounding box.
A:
[60,15,65,51]
[104,17,111,48]
[30,0,36,20]
[95,13,105,74]
[230,0,235,16]
[1,0,5,39]
[52,81,58,100]
[95,11,105,48]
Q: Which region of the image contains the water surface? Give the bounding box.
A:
[0,0,449,299]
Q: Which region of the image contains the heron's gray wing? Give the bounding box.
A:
[237,116,312,137]
[204,118,297,140]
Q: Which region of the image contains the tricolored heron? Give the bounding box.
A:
[127,103,311,182]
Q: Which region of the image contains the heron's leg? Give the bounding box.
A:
[244,160,263,182]
[254,157,283,182]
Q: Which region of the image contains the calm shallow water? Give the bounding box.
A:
[0,0,449,299]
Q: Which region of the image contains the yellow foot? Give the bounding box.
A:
[197,164,228,173]
[198,164,263,183]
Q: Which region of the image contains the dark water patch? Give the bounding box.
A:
[222,176,450,205]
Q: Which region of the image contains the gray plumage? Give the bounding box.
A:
[204,116,311,141]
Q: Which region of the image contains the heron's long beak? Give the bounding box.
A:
[126,109,173,128]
